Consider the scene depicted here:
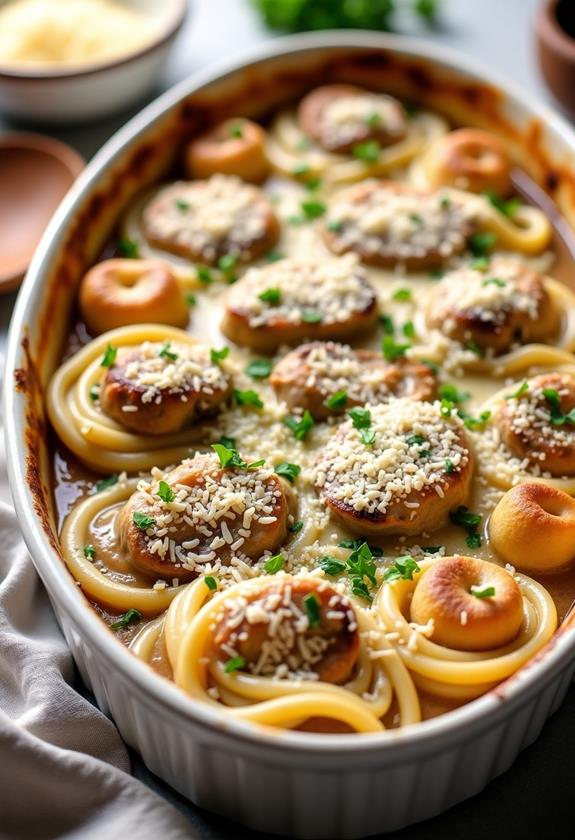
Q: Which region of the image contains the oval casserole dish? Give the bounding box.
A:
[5,33,575,839]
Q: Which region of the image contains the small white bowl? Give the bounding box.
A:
[0,0,188,123]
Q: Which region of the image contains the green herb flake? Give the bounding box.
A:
[159,341,178,362]
[402,321,415,339]
[469,231,497,257]
[246,358,272,379]
[157,480,175,504]
[265,250,284,262]
[204,576,217,591]
[186,293,197,306]
[95,474,119,493]
[440,196,451,209]
[283,410,314,440]
[505,381,529,400]
[196,265,214,285]
[234,389,264,409]
[117,238,139,259]
[542,388,575,426]
[348,406,371,429]
[462,410,491,431]
[133,511,155,530]
[292,162,310,176]
[274,461,301,483]
[218,253,239,275]
[360,428,376,446]
[450,506,483,548]
[224,655,246,673]
[229,121,244,138]
[481,277,506,288]
[470,256,490,272]
[470,584,496,599]
[210,347,230,364]
[484,189,522,218]
[211,443,264,471]
[409,212,423,225]
[175,198,190,212]
[366,111,382,128]
[303,593,321,626]
[379,313,394,335]
[392,288,412,302]
[100,344,117,368]
[288,520,304,533]
[110,608,142,631]
[258,287,281,304]
[319,556,347,576]
[301,309,322,324]
[406,433,427,446]
[300,200,326,220]
[444,458,455,474]
[89,384,100,402]
[352,140,381,162]
[264,553,285,574]
[217,435,236,449]
[327,219,344,233]
[382,335,410,361]
[438,383,470,405]
[383,555,421,583]
[324,390,348,410]
[83,544,96,560]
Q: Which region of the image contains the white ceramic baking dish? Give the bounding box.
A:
[5,33,575,840]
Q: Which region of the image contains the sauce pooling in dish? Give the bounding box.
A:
[50,85,575,735]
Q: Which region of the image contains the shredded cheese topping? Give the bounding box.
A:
[315,399,470,515]
[227,254,375,327]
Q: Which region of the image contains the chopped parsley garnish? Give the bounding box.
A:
[300,199,326,220]
[218,253,239,280]
[175,198,190,212]
[95,474,118,492]
[306,177,322,191]
[406,433,427,446]
[383,555,420,582]
[265,250,284,262]
[347,542,378,601]
[210,347,229,364]
[292,162,310,176]
[100,344,117,368]
[402,321,415,339]
[246,358,272,379]
[450,506,483,548]
[211,443,264,470]
[83,544,96,560]
[429,267,445,279]
[470,256,490,271]
[327,219,345,232]
[157,480,175,503]
[89,384,100,402]
[392,288,412,302]
[204,576,218,590]
[382,335,410,361]
[466,340,482,356]
[339,537,383,557]
[424,546,443,554]
[258,287,281,304]
[288,520,304,533]
[366,111,382,128]
[274,461,301,483]
[444,458,455,474]
[110,608,142,631]
[505,381,529,400]
[196,265,214,285]
[319,556,347,576]
[159,341,178,361]
[409,212,423,225]
[234,389,264,409]
[542,388,575,426]
[470,584,496,599]
[348,406,371,429]
[469,231,497,257]
[303,593,321,626]
[264,553,285,574]
[438,383,470,405]
[117,238,139,259]
[324,390,348,410]
[217,434,236,449]
[484,189,521,218]
[462,410,491,431]
[229,121,244,138]
[379,313,394,335]
[359,428,376,446]
[301,309,322,323]
[283,410,314,440]
[133,511,155,530]
[224,655,246,673]
[440,196,451,209]
[421,358,439,374]
[186,293,197,306]
[481,277,506,288]
[352,140,381,162]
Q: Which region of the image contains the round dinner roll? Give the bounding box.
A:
[420,128,513,195]
[185,118,270,183]
[410,555,524,651]
[489,482,575,573]
[79,259,189,335]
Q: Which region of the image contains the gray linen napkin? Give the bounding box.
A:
[0,494,194,839]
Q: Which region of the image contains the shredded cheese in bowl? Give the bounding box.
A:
[0,0,157,68]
